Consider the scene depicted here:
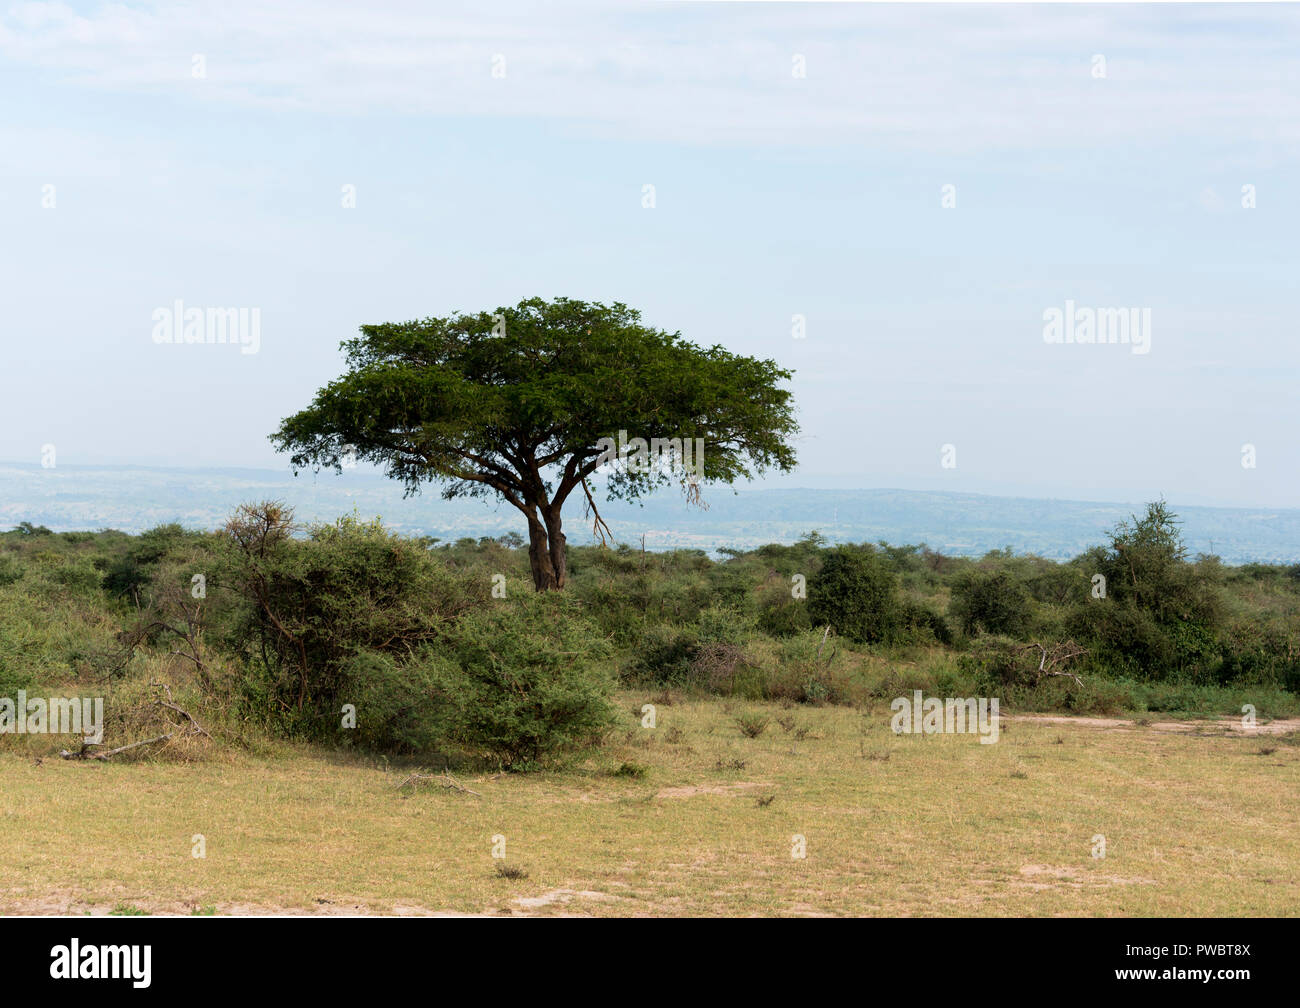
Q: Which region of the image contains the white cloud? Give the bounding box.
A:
[0,1,1296,154]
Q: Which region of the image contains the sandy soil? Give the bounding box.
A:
[1006,714,1300,736]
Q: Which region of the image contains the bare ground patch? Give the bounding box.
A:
[1011,864,1159,891]
[1006,714,1300,736]
[655,781,765,799]
[511,888,617,910]
[0,890,436,916]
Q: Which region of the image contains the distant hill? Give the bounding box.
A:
[2,462,1297,564]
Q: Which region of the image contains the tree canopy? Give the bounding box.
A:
[271,297,799,589]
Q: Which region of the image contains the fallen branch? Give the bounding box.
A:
[59,683,210,762]
[150,682,212,738]
[396,772,482,797]
[1020,641,1088,687]
[61,733,175,761]
[157,700,212,737]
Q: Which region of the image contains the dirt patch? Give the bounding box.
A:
[1019,864,1081,879]
[512,888,616,910]
[1014,865,1158,890]
[1007,715,1300,737]
[655,781,765,799]
[0,890,482,917]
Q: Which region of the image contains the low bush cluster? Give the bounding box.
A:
[2,498,1296,769]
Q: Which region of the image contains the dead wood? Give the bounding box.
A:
[396,772,482,797]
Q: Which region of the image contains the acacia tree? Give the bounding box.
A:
[271,297,799,590]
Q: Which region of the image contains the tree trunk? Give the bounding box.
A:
[544,506,567,590]
[526,512,561,591]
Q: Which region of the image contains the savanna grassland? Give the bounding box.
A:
[1,502,1297,916]
[3,698,1297,916]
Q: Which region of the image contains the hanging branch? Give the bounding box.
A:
[581,475,614,547]
[684,473,709,510]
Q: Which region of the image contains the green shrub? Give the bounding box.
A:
[690,641,763,697]
[895,599,953,646]
[627,625,700,686]
[426,592,618,769]
[1065,502,1230,683]
[756,578,812,637]
[949,569,1031,637]
[737,713,769,738]
[1131,680,1300,718]
[761,630,857,705]
[100,523,197,601]
[758,600,810,638]
[219,505,486,735]
[998,676,1132,716]
[0,600,78,694]
[331,649,454,753]
[695,605,754,645]
[807,546,900,645]
[0,557,23,587]
[48,556,103,595]
[1217,618,1300,690]
[575,577,648,646]
[958,636,1035,690]
[0,654,35,697]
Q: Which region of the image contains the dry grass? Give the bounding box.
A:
[2,693,1297,916]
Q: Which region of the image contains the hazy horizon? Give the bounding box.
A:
[6,460,1299,565]
[6,456,1300,515]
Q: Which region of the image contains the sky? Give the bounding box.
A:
[1,1,1297,509]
